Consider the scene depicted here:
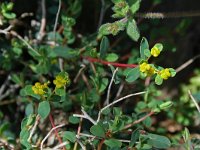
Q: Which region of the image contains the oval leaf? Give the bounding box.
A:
[145,133,171,149]
[90,124,105,138]
[126,67,140,83]
[126,19,140,41]
[105,53,118,62]
[100,36,109,59]
[155,74,163,85]
[140,37,149,59]
[104,139,122,148]
[38,101,50,119]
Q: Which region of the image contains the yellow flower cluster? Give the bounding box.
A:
[160,68,171,80]
[53,73,70,89]
[139,62,155,76]
[151,46,160,57]
[32,82,49,95]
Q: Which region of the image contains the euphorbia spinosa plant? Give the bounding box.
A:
[19,0,177,149]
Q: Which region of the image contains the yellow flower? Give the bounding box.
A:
[53,72,70,88]
[32,82,49,95]
[146,67,155,76]
[139,62,155,76]
[139,62,151,73]
[151,46,160,57]
[160,68,171,80]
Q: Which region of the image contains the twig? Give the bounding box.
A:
[53,141,69,150]
[10,31,41,56]
[97,0,105,29]
[114,83,124,100]
[0,138,14,150]
[97,91,146,123]
[73,108,97,125]
[104,67,119,106]
[121,111,154,131]
[28,115,40,142]
[38,0,46,40]
[0,84,19,101]
[81,73,91,90]
[0,75,11,96]
[48,114,66,150]
[59,58,64,72]
[53,0,63,72]
[188,90,200,113]
[79,133,98,138]
[0,99,16,106]
[53,0,62,41]
[79,133,131,143]
[81,107,97,124]
[0,25,13,34]
[40,124,66,150]
[175,54,200,73]
[135,11,200,19]
[73,65,86,83]
[76,137,86,150]
[73,118,83,150]
[20,12,34,19]
[0,27,41,56]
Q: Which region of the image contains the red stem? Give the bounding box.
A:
[83,56,138,68]
[97,138,105,150]
[49,113,66,150]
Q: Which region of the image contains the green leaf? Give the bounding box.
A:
[6,2,14,10]
[20,85,40,100]
[183,127,190,142]
[104,139,122,148]
[51,46,79,59]
[102,108,111,115]
[169,68,176,77]
[50,95,61,102]
[130,128,140,147]
[105,53,119,62]
[99,20,126,36]
[25,103,34,116]
[20,129,31,149]
[99,78,109,93]
[63,131,76,143]
[38,101,50,119]
[12,47,22,55]
[112,1,129,18]
[126,19,140,41]
[55,88,66,96]
[90,124,105,138]
[69,116,80,124]
[126,67,140,83]
[113,107,122,116]
[140,37,149,59]
[142,116,152,127]
[129,0,141,14]
[3,12,16,19]
[154,43,163,51]
[11,74,22,84]
[155,74,163,85]
[144,49,151,57]
[144,133,171,149]
[100,36,109,59]
[159,101,173,110]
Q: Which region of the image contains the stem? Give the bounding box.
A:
[83,56,138,68]
[97,139,105,150]
[49,113,66,150]
[121,111,154,131]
